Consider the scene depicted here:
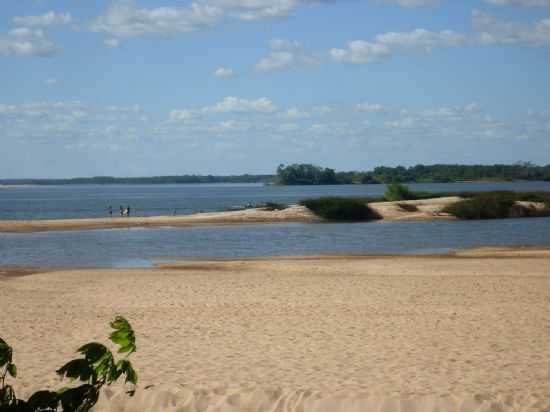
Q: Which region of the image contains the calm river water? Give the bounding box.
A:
[1,182,550,267]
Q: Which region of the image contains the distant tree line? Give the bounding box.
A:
[3,163,550,186]
[276,162,550,185]
[0,174,275,186]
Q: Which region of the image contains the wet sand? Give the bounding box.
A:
[1,249,550,411]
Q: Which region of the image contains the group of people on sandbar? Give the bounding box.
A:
[107,205,131,217]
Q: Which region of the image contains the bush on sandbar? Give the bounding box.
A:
[443,191,550,220]
[384,183,417,201]
[300,197,382,221]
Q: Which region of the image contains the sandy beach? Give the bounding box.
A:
[1,248,550,411]
[0,198,459,233]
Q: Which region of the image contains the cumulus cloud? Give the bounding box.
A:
[330,40,391,64]
[280,108,311,119]
[89,0,336,37]
[214,67,236,78]
[256,51,294,72]
[376,29,467,51]
[169,109,195,122]
[14,11,72,27]
[0,28,57,57]
[331,27,469,64]
[382,0,440,7]
[255,39,320,72]
[204,97,277,113]
[355,103,386,113]
[89,0,222,37]
[484,0,550,6]
[473,9,550,46]
[104,38,121,48]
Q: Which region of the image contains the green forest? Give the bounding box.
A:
[2,163,550,186]
[275,163,550,185]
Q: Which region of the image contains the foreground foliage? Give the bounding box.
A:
[443,191,550,220]
[300,197,382,221]
[0,316,137,412]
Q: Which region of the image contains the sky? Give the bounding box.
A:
[1,0,549,178]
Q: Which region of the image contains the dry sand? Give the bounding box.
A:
[2,249,550,411]
[0,205,321,233]
[0,197,458,234]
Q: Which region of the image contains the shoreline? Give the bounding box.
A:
[2,248,550,411]
[0,198,461,233]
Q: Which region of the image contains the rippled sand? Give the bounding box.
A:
[1,249,550,411]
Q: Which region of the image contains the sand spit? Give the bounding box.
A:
[0,198,458,233]
[2,250,550,411]
[368,196,461,221]
[0,205,321,233]
[1,197,549,233]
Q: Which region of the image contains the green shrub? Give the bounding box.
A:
[396,203,419,212]
[0,316,137,412]
[260,202,288,211]
[384,183,416,201]
[300,197,382,221]
[443,191,550,220]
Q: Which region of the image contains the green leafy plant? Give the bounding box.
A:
[300,197,382,221]
[0,316,137,412]
[384,183,416,201]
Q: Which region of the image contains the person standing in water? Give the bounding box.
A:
[120,206,124,217]
[127,205,131,217]
[108,206,112,217]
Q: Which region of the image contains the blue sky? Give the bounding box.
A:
[1,0,549,178]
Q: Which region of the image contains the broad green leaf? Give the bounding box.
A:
[7,363,17,378]
[78,342,108,363]
[109,316,136,355]
[58,384,99,412]
[116,360,138,385]
[56,359,95,383]
[93,351,114,381]
[0,341,13,367]
[27,390,59,410]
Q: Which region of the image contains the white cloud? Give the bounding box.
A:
[385,117,418,128]
[382,0,440,7]
[355,103,386,113]
[89,0,223,37]
[89,0,335,37]
[204,97,277,113]
[214,67,236,78]
[279,122,299,132]
[14,11,72,27]
[45,78,59,86]
[169,109,196,122]
[473,9,550,46]
[330,40,391,64]
[0,28,57,57]
[280,108,311,119]
[376,29,467,51]
[256,51,294,72]
[104,38,121,48]
[255,39,320,72]
[484,0,550,6]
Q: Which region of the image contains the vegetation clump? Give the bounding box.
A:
[384,183,417,201]
[260,202,288,211]
[443,191,550,220]
[396,203,419,212]
[300,197,382,221]
[0,316,137,412]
